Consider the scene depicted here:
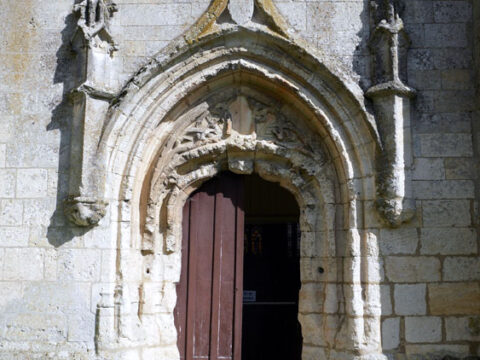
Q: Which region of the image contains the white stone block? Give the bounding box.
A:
[0,199,23,226]
[413,180,475,199]
[0,226,29,247]
[16,168,48,198]
[379,228,418,255]
[405,317,442,343]
[412,158,444,180]
[0,169,16,198]
[0,143,5,167]
[58,249,101,281]
[394,284,426,315]
[422,200,471,227]
[443,257,480,281]
[420,228,477,255]
[386,256,440,282]
[3,248,44,281]
[382,317,400,350]
[445,316,480,341]
[381,285,393,316]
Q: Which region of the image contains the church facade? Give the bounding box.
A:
[0,0,479,359]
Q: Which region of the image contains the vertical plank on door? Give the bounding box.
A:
[175,173,244,360]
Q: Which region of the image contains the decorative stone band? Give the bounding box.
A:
[64,196,108,227]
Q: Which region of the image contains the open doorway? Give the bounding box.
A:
[242,174,302,360]
[175,172,302,360]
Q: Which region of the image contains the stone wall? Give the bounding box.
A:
[0,1,478,359]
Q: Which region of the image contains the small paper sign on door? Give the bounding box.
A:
[243,290,256,303]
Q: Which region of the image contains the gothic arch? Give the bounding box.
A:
[84,26,387,360]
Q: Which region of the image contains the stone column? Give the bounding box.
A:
[65,0,118,226]
[367,0,416,227]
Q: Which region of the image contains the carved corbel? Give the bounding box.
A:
[65,0,118,226]
[367,0,416,226]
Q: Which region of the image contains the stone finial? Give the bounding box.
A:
[367,0,416,226]
[73,0,118,53]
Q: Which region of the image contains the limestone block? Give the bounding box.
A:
[385,256,440,282]
[276,2,306,32]
[445,317,480,342]
[420,228,477,255]
[2,313,67,342]
[16,168,48,198]
[405,344,470,359]
[21,282,91,314]
[415,134,473,157]
[429,282,480,315]
[3,248,44,281]
[443,257,480,281]
[441,69,473,90]
[0,281,23,308]
[414,113,472,134]
[67,313,95,342]
[58,249,101,281]
[405,316,442,343]
[0,169,15,198]
[381,285,393,316]
[445,158,477,180]
[299,283,324,313]
[435,90,476,113]
[403,1,434,24]
[422,200,471,227]
[22,198,56,226]
[394,284,426,316]
[0,143,5,167]
[298,313,327,347]
[412,158,444,180]
[44,249,57,281]
[425,24,467,48]
[408,49,434,71]
[0,199,23,226]
[434,1,472,23]
[382,317,400,350]
[6,142,59,168]
[379,228,418,255]
[120,4,193,26]
[413,180,474,199]
[0,226,29,247]
[433,48,473,70]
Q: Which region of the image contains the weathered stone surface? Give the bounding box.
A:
[445,317,480,342]
[394,284,426,315]
[405,316,442,343]
[385,256,441,282]
[382,317,400,350]
[429,283,480,315]
[443,257,480,281]
[0,0,478,359]
[421,228,477,255]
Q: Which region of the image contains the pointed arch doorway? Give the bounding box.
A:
[174,172,302,360]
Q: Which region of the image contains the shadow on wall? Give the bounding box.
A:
[46,10,89,247]
[352,0,371,91]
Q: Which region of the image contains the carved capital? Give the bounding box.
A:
[64,196,108,227]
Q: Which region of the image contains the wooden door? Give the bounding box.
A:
[175,173,245,360]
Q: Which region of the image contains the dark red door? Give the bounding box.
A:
[175,173,244,360]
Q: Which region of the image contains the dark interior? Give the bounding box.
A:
[242,175,302,360]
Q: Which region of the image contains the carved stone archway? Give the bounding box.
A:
[62,1,416,359]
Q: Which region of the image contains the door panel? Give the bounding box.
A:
[175,173,244,360]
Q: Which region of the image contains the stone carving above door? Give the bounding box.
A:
[170,94,327,166]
